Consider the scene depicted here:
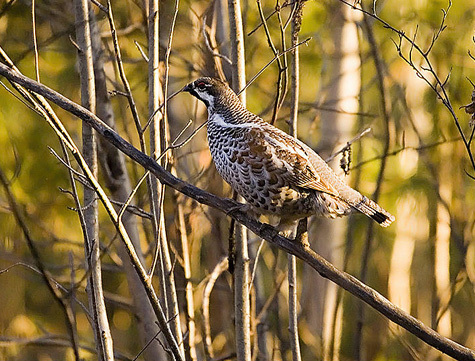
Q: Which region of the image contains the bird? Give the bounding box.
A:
[183,77,395,237]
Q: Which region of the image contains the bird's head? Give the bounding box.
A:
[183,77,235,109]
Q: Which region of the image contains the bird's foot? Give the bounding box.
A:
[225,202,251,216]
[294,229,310,248]
[295,218,310,248]
[277,218,310,248]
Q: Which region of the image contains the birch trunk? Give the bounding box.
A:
[74,1,114,359]
[89,6,169,360]
[302,4,361,360]
[228,1,251,360]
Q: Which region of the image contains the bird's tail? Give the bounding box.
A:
[352,196,395,227]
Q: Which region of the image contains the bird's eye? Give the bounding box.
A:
[196,81,207,91]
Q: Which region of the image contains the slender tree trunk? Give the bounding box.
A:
[288,3,304,361]
[354,6,391,360]
[228,1,251,360]
[388,195,417,318]
[74,1,114,360]
[148,0,184,353]
[302,4,361,360]
[174,190,197,361]
[435,150,453,339]
[89,7,169,360]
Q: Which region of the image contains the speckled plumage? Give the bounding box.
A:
[184,77,395,229]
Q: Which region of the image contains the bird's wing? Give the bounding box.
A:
[246,124,340,197]
[283,137,340,197]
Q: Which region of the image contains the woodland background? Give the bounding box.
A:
[0,0,475,360]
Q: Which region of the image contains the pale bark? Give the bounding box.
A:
[174,190,197,361]
[435,155,453,339]
[388,195,418,314]
[228,1,251,360]
[288,3,304,361]
[85,7,171,360]
[148,0,184,352]
[74,1,114,359]
[203,258,229,360]
[303,4,361,360]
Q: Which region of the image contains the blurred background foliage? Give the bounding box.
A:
[0,0,475,360]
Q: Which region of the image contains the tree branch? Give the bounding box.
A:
[0,61,184,361]
[1,62,474,361]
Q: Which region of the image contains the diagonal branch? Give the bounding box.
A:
[1,62,475,361]
[0,61,184,361]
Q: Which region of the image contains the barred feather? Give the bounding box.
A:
[184,77,395,228]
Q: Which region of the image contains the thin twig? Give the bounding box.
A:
[255,0,286,124]
[238,37,311,96]
[228,2,252,360]
[325,127,372,163]
[339,0,475,175]
[143,87,183,133]
[74,0,115,357]
[0,79,41,114]
[31,0,40,82]
[249,240,266,288]
[0,261,91,317]
[287,3,304,360]
[203,258,228,360]
[104,0,145,146]
[202,16,232,65]
[134,40,149,62]
[247,0,297,36]
[0,335,132,361]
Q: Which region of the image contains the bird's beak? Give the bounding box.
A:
[182,83,193,93]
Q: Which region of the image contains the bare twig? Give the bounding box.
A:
[134,40,149,62]
[339,0,475,175]
[74,0,114,358]
[173,187,197,361]
[104,0,145,147]
[247,0,298,36]
[203,257,229,360]
[143,87,183,133]
[0,335,132,361]
[255,0,287,124]
[325,127,372,163]
[145,38,310,132]
[31,0,40,82]
[249,240,265,288]
[89,9,172,358]
[354,9,392,359]
[146,0,184,354]
[0,79,41,114]
[202,13,232,64]
[352,137,462,170]
[237,37,311,96]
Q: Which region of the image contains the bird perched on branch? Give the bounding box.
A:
[183,77,394,237]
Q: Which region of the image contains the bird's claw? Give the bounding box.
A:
[225,202,251,216]
[294,230,310,248]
